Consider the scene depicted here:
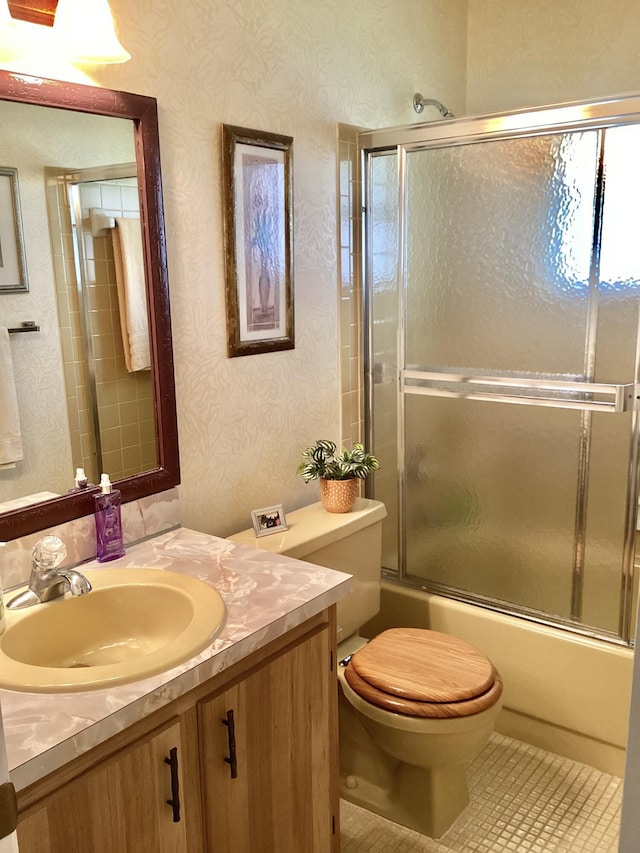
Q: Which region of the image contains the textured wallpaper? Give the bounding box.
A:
[72,0,468,538]
[467,0,640,115]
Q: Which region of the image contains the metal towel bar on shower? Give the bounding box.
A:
[403,369,637,413]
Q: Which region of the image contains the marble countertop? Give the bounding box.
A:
[1,526,352,792]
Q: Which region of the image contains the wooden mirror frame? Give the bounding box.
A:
[0,70,179,541]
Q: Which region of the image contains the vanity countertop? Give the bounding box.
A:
[0,526,352,792]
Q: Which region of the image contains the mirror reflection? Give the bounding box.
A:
[0,99,155,511]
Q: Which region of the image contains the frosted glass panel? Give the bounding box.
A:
[368,152,399,571]
[405,396,579,617]
[581,413,632,634]
[365,116,640,642]
[404,133,599,374]
[594,124,640,384]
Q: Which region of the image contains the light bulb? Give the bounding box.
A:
[53,0,131,64]
[0,0,25,62]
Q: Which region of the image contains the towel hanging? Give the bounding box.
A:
[112,217,150,372]
[0,328,23,468]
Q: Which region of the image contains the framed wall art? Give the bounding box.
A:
[222,125,294,357]
[0,166,29,294]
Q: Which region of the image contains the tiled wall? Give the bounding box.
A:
[77,179,156,482]
[46,172,156,485]
[45,170,91,480]
[337,124,363,452]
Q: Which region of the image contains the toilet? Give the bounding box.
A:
[229,498,503,838]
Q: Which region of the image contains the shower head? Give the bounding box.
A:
[413,92,455,119]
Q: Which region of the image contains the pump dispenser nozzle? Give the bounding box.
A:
[99,472,113,494]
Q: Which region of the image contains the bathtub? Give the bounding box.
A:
[362,581,634,776]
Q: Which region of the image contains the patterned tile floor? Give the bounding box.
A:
[340,733,621,852]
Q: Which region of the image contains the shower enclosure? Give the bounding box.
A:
[361,96,640,645]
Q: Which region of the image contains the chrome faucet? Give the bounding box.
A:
[6,536,92,610]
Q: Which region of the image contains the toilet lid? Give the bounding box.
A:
[349,628,495,703]
[343,663,503,718]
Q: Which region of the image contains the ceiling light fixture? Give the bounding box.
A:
[0,0,24,61]
[53,0,130,64]
[0,0,130,66]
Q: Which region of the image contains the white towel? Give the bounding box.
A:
[112,217,151,372]
[0,328,23,468]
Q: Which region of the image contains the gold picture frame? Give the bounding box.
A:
[222,125,294,357]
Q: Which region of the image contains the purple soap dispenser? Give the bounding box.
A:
[94,473,125,562]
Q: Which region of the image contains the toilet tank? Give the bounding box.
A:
[228,498,387,641]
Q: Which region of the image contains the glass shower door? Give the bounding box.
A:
[367,122,640,641]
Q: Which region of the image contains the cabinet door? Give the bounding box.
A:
[17,719,189,853]
[199,627,336,853]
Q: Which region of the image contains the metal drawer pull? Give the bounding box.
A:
[164,746,181,822]
[223,709,238,778]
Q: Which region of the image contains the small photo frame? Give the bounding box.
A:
[251,503,288,537]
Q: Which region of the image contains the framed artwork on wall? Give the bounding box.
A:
[222,124,294,357]
[0,167,28,294]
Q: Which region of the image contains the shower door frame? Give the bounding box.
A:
[359,93,640,646]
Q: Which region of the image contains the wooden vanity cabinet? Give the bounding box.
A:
[15,608,339,853]
[199,625,334,852]
[17,717,193,853]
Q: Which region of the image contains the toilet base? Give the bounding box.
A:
[340,758,469,839]
[338,685,474,838]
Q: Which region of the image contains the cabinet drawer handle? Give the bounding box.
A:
[164,746,181,822]
[222,709,238,778]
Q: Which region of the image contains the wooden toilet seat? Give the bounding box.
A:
[343,628,503,718]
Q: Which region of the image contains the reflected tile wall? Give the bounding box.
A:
[47,172,156,486]
[337,124,364,452]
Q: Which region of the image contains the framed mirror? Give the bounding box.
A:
[0,70,179,541]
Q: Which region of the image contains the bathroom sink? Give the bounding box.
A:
[0,568,226,693]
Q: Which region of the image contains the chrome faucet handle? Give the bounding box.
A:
[7,535,91,609]
[31,535,67,574]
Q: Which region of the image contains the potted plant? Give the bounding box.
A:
[296,439,380,513]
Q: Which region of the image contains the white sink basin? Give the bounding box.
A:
[0,568,226,693]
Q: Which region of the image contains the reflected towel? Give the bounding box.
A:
[112,217,151,372]
[0,328,23,468]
